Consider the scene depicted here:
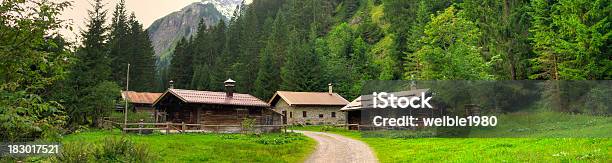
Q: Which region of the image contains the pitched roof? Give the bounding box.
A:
[153,89,270,107]
[269,91,349,106]
[121,91,163,104]
[341,89,429,111]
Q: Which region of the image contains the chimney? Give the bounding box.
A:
[169,80,174,89]
[328,83,333,95]
[224,78,236,97]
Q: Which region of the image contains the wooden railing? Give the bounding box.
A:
[103,120,285,134]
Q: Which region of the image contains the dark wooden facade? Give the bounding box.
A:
[153,90,282,133]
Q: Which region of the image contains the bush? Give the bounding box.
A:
[241,118,256,135]
[53,142,94,163]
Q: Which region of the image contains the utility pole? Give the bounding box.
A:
[124,63,130,132]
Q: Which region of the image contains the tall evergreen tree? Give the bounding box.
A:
[253,18,280,100]
[126,13,156,91]
[280,29,324,91]
[68,0,120,126]
[529,0,611,80]
[168,38,193,88]
[108,0,130,87]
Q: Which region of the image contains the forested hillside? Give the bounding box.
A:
[165,0,611,100]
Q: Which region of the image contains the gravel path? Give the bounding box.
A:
[295,130,378,163]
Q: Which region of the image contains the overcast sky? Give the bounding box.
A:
[57,0,204,42]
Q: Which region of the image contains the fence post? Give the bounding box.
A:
[138,119,143,135]
[181,122,185,133]
[166,122,170,134]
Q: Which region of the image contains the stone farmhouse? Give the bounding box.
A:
[269,84,349,125]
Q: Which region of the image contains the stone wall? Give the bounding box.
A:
[273,99,345,125]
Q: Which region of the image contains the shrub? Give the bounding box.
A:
[241,118,256,135]
[52,137,155,162]
[53,142,94,163]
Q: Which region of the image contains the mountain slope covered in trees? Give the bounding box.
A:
[166,0,610,101]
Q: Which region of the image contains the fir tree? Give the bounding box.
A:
[280,29,324,92]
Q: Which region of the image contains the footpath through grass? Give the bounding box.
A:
[58,130,316,162]
[290,112,611,162]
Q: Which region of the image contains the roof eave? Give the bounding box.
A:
[152,89,188,106]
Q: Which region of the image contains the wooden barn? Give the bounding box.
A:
[341,89,434,130]
[121,91,163,116]
[269,84,349,125]
[152,79,283,133]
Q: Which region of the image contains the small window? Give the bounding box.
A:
[319,114,323,118]
[331,112,336,118]
[290,112,293,118]
[303,111,307,117]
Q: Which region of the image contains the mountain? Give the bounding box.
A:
[146,2,225,69]
[201,0,244,19]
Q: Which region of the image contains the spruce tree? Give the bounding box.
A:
[254,43,280,100]
[69,0,120,126]
[108,0,130,87]
[169,38,193,89]
[280,29,324,92]
[127,13,156,91]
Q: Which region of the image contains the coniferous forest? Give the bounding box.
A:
[166,0,611,102]
[1,0,610,141]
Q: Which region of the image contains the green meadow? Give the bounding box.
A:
[39,130,316,162]
[291,112,611,162]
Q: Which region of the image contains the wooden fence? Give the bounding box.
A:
[102,120,286,134]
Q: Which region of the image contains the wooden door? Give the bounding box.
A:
[282,111,287,124]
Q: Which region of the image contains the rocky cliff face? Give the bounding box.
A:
[201,0,244,19]
[147,2,224,60]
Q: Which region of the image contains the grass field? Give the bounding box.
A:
[55,130,316,162]
[290,112,611,162]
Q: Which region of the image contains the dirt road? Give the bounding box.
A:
[295,130,378,163]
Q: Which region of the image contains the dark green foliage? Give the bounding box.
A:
[529,0,611,80]
[281,30,325,92]
[168,38,193,89]
[254,45,280,100]
[108,1,156,91]
[413,6,490,80]
[0,0,72,141]
[125,14,156,92]
[162,0,608,103]
[61,0,122,127]
[53,136,155,162]
[460,0,533,80]
[81,81,121,127]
